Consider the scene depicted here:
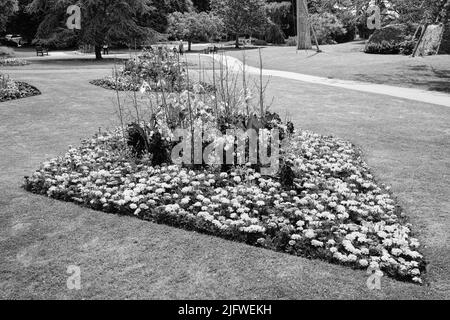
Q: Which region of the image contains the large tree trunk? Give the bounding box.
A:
[297,0,312,50]
[235,35,240,48]
[188,41,192,52]
[95,45,103,60]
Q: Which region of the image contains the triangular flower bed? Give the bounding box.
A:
[24,128,426,284]
[0,75,40,103]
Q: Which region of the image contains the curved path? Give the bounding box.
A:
[205,54,450,108]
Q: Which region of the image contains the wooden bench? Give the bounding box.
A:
[36,46,48,56]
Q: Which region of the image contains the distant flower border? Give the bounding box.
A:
[90,77,216,94]
[0,58,30,67]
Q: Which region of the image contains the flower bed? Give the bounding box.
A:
[90,47,215,93]
[90,76,140,92]
[0,74,41,102]
[90,76,216,94]
[24,127,426,284]
[0,58,30,67]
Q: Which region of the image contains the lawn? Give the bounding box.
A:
[225,41,450,93]
[0,58,449,299]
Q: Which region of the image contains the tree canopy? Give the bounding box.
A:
[28,0,157,59]
[0,0,19,33]
[211,0,269,47]
[168,11,224,50]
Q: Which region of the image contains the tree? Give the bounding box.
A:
[264,1,290,43]
[211,0,269,48]
[297,0,311,49]
[309,12,345,44]
[138,0,193,34]
[0,0,19,33]
[266,1,291,26]
[28,0,156,59]
[391,0,450,23]
[168,11,224,51]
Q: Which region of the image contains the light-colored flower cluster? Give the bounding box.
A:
[90,75,140,92]
[24,128,425,284]
[0,58,29,67]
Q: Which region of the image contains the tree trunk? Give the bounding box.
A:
[188,41,192,52]
[95,45,103,60]
[235,35,240,48]
[297,0,312,50]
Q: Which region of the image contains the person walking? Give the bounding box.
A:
[178,40,184,55]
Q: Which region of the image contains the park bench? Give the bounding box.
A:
[35,46,49,56]
[204,46,218,54]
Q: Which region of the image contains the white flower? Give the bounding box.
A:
[359,259,369,267]
[311,240,323,247]
[304,229,316,239]
[410,268,421,276]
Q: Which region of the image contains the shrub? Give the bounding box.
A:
[365,24,418,54]
[365,36,417,55]
[286,36,297,47]
[399,38,417,55]
[310,13,346,45]
[0,46,14,57]
[253,39,268,46]
[264,22,285,44]
[334,11,356,43]
[365,40,401,54]
[33,29,79,49]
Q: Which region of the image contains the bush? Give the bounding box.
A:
[399,38,417,55]
[286,36,297,47]
[365,36,417,55]
[365,24,418,54]
[334,11,356,43]
[253,39,268,46]
[33,29,79,49]
[310,13,346,45]
[0,46,14,57]
[365,40,401,54]
[264,22,285,44]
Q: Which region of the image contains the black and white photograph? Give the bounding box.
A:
[0,0,449,304]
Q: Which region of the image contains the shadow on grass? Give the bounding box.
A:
[355,64,450,93]
[31,57,129,66]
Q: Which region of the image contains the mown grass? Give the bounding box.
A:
[0,58,448,299]
[226,41,450,93]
